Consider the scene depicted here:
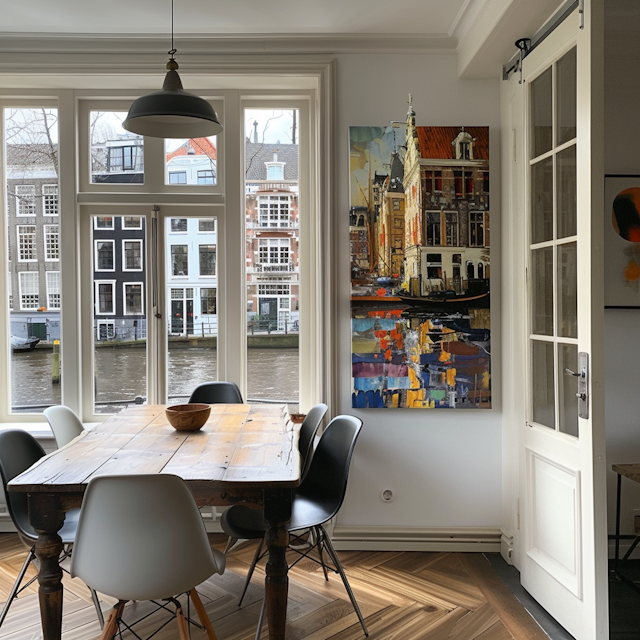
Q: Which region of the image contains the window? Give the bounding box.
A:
[445,212,459,246]
[198,219,215,232]
[171,245,188,276]
[258,195,290,228]
[95,240,115,271]
[124,283,143,315]
[96,320,115,340]
[170,218,188,232]
[199,245,216,276]
[469,211,485,247]
[123,216,142,229]
[95,281,115,314]
[423,171,443,194]
[109,145,140,171]
[44,225,60,261]
[123,240,142,271]
[15,185,36,216]
[43,184,58,216]
[425,211,441,246]
[392,199,400,211]
[258,284,291,296]
[46,271,61,309]
[17,225,37,261]
[19,272,39,309]
[94,216,114,229]
[201,288,217,314]
[259,238,290,265]
[197,170,215,185]
[169,172,187,185]
[266,164,284,180]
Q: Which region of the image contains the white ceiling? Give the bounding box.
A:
[2,0,478,39]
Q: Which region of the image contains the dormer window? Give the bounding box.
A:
[266,163,284,180]
[452,128,475,160]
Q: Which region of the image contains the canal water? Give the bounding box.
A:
[10,347,299,414]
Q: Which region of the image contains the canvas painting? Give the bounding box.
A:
[604,176,640,307]
[350,109,491,408]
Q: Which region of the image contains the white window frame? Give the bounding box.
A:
[18,271,39,310]
[123,282,144,315]
[96,320,115,341]
[198,244,216,277]
[122,239,143,272]
[94,239,115,271]
[46,270,61,310]
[93,216,114,230]
[44,224,60,261]
[43,184,59,216]
[17,225,37,262]
[0,81,331,424]
[171,244,189,277]
[169,218,188,233]
[258,194,291,228]
[94,280,116,315]
[122,216,142,229]
[198,218,216,233]
[15,185,36,217]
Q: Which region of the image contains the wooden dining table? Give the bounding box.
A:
[8,403,301,640]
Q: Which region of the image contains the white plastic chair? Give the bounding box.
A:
[70,474,225,640]
[43,405,85,448]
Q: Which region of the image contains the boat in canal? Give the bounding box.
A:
[11,335,40,352]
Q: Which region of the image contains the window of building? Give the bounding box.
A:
[258,195,290,227]
[469,211,485,247]
[96,320,115,340]
[123,240,143,271]
[95,281,115,315]
[171,245,188,276]
[44,224,60,261]
[94,216,114,229]
[123,216,142,229]
[197,170,215,185]
[43,184,59,216]
[109,145,140,171]
[392,199,401,211]
[425,211,442,246]
[201,288,217,314]
[266,164,284,180]
[95,240,115,271]
[445,212,459,246]
[258,238,290,265]
[15,185,36,216]
[17,225,37,261]
[19,272,39,310]
[198,218,215,232]
[124,283,143,315]
[169,172,187,185]
[199,245,216,276]
[170,218,188,232]
[423,171,443,193]
[46,271,61,309]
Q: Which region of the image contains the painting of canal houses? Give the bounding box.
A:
[350,107,490,409]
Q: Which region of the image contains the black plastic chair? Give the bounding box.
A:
[0,430,103,629]
[188,381,243,404]
[221,403,328,555]
[222,415,368,639]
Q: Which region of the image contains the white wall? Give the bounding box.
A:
[603,1,640,548]
[332,52,503,534]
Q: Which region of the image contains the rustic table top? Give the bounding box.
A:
[612,463,640,484]
[9,404,301,500]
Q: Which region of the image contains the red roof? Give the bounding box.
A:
[166,138,217,161]
[416,127,489,161]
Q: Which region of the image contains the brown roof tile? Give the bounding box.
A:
[416,126,489,161]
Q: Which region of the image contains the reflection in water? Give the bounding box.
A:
[10,347,299,413]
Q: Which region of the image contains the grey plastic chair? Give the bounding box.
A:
[0,429,103,629]
[221,403,328,555]
[188,381,243,404]
[43,405,85,448]
[70,473,225,640]
[222,415,367,640]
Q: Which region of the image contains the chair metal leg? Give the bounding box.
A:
[314,526,330,581]
[321,528,369,637]
[254,595,267,640]
[0,547,36,628]
[238,536,264,606]
[90,587,105,629]
[223,536,237,555]
[189,589,219,640]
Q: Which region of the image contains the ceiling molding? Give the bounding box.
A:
[0,33,458,58]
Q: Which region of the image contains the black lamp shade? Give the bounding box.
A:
[123,69,222,139]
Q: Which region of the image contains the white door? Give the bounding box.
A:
[504,2,607,638]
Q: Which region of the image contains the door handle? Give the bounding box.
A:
[565,352,589,420]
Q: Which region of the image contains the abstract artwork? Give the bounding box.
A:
[350,107,491,408]
[604,175,640,308]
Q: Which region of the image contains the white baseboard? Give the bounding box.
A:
[330,526,502,552]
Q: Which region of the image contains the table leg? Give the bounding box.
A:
[28,494,66,640]
[615,472,622,568]
[264,489,291,640]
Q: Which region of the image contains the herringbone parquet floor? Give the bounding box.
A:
[0,533,548,640]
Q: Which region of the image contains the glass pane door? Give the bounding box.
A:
[529,47,578,437]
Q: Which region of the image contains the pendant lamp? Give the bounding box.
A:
[123,0,222,139]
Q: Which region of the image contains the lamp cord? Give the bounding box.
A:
[169,0,176,59]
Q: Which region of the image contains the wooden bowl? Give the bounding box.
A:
[165,403,211,431]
